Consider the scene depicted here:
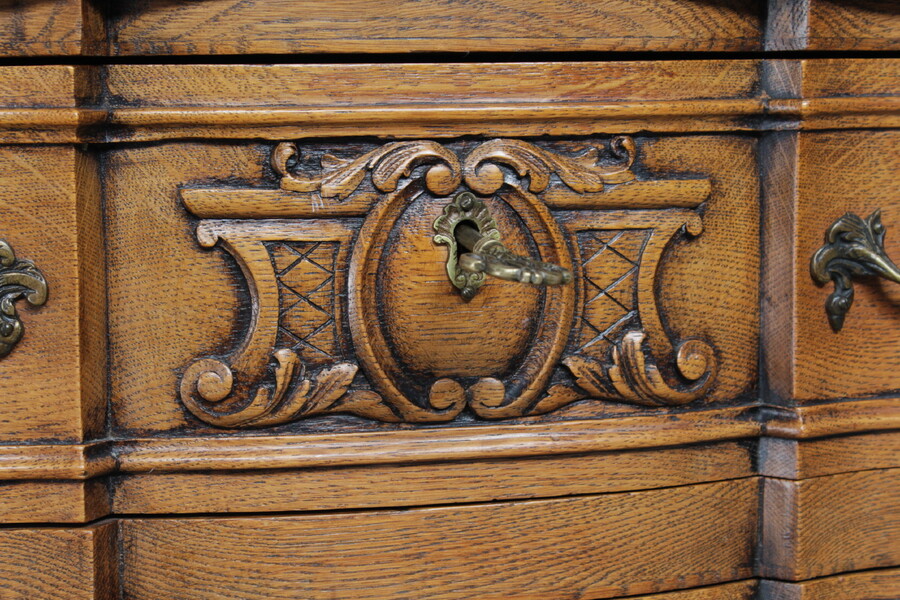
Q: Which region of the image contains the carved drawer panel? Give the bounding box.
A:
[105,135,758,434]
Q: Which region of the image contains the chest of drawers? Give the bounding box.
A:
[0,2,898,599]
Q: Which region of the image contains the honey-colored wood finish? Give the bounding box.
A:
[0,146,106,443]
[0,0,100,56]
[0,5,897,595]
[761,468,900,581]
[768,0,900,51]
[759,567,900,600]
[624,581,756,600]
[111,441,754,515]
[760,430,900,479]
[120,478,758,600]
[0,523,116,600]
[104,134,758,435]
[762,132,900,404]
[105,0,762,55]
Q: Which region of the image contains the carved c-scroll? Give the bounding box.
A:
[180,137,719,428]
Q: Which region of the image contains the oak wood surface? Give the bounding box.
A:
[0,146,106,443]
[760,430,900,479]
[0,0,92,56]
[762,127,900,404]
[0,479,108,524]
[111,441,753,515]
[106,0,762,55]
[805,1,900,51]
[105,135,757,435]
[760,468,900,581]
[0,522,116,600]
[794,131,900,402]
[759,567,900,600]
[120,478,758,600]
[761,398,900,438]
[622,580,756,599]
[114,407,759,473]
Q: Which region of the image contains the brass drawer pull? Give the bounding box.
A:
[0,239,48,358]
[434,192,572,298]
[810,209,900,332]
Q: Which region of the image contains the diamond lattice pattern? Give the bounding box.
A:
[269,241,339,365]
[576,230,649,358]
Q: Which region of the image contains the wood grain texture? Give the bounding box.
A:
[0,479,109,523]
[624,580,756,599]
[120,478,757,600]
[107,0,761,55]
[0,146,106,442]
[0,442,112,481]
[761,430,900,479]
[762,398,900,438]
[793,131,900,401]
[112,441,753,514]
[759,567,900,600]
[763,127,900,404]
[0,65,92,143]
[0,0,90,56]
[115,407,759,473]
[761,469,900,581]
[806,1,900,51]
[767,1,900,50]
[0,522,116,600]
[103,61,762,140]
[106,136,757,435]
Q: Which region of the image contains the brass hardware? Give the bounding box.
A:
[810,209,900,332]
[433,192,572,299]
[0,239,48,357]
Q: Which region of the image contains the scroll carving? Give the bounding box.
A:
[0,239,48,358]
[180,137,719,428]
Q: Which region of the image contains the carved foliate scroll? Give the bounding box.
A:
[180,138,718,427]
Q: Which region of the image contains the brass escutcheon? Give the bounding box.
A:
[433,192,572,299]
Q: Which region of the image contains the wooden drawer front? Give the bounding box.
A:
[120,478,757,600]
[0,523,115,600]
[105,134,758,435]
[106,0,762,55]
[0,144,105,443]
[794,131,900,402]
[761,468,900,581]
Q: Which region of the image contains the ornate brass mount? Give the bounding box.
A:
[0,239,48,358]
[811,209,900,332]
[433,192,573,299]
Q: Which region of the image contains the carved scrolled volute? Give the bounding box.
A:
[179,137,719,428]
[0,239,48,358]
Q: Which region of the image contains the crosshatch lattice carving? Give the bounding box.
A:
[271,241,340,365]
[179,138,719,427]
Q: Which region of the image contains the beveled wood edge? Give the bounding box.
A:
[115,406,760,474]
[0,96,897,143]
[1,398,898,481]
[0,441,114,481]
[761,398,900,439]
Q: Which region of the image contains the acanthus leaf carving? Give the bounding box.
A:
[463,137,636,195]
[179,137,721,428]
[272,140,462,199]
